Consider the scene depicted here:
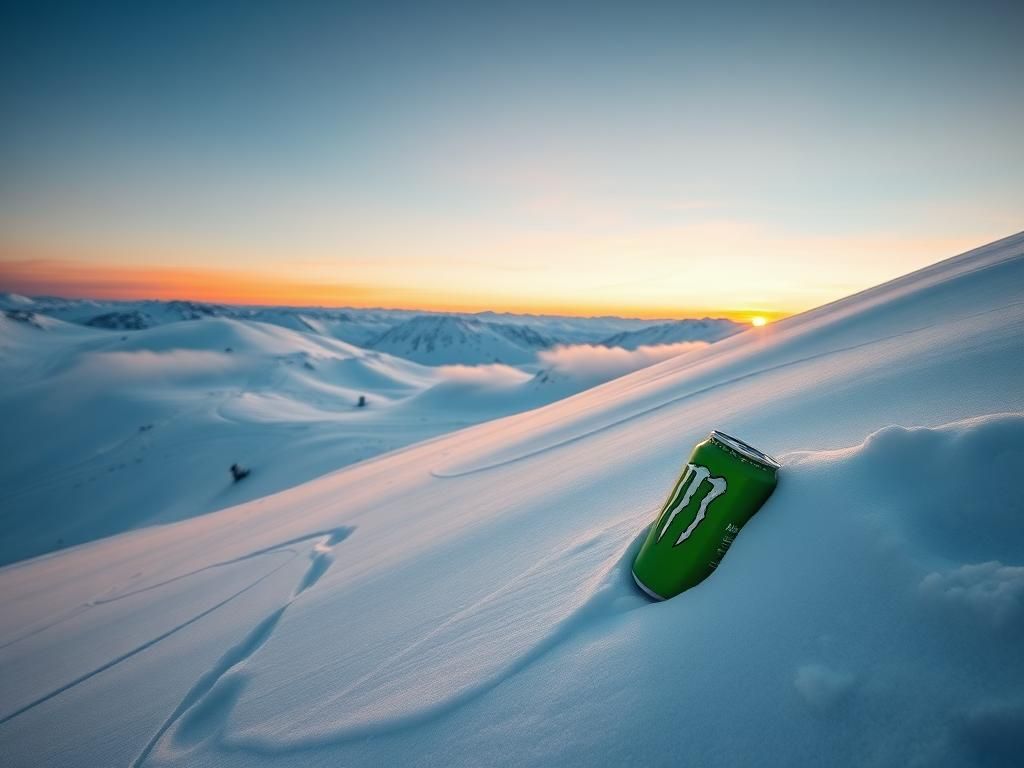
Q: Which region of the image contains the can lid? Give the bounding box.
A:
[710,430,780,471]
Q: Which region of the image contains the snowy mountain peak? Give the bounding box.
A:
[85,310,152,330]
[367,314,554,365]
[600,317,743,349]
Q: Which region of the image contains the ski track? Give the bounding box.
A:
[0,527,353,734]
[0,603,93,653]
[132,527,352,767]
[0,555,294,728]
[0,528,353,653]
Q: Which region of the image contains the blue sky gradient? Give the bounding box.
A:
[1,0,1021,316]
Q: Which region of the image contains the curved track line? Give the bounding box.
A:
[221,517,653,756]
[132,528,352,767]
[0,552,295,727]
[0,527,352,729]
[91,527,353,607]
[0,528,350,653]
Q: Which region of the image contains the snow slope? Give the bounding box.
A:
[1,232,1023,767]
[0,315,433,565]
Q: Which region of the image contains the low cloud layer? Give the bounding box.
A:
[537,341,708,383]
[436,363,532,386]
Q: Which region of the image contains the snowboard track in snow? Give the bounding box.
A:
[0,527,352,734]
[189,517,656,758]
[131,526,352,767]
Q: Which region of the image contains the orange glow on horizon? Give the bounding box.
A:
[0,257,792,322]
[1,224,999,326]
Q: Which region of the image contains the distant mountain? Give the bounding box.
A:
[15,298,389,347]
[0,293,35,309]
[159,300,225,321]
[1,295,745,365]
[471,311,666,344]
[600,318,744,349]
[367,315,555,365]
[85,310,152,330]
[4,309,47,329]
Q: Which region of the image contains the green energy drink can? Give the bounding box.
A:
[632,431,779,600]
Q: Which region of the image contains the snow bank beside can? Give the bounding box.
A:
[488,414,1024,768]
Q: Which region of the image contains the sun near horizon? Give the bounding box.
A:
[0,231,1007,325]
[1,2,1021,327]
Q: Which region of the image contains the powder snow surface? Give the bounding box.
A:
[1,232,1023,767]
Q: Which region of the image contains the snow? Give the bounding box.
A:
[0,315,697,566]
[1,231,1023,767]
[365,314,554,365]
[8,297,739,368]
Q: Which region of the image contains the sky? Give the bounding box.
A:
[0,0,1021,321]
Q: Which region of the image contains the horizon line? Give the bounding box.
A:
[0,287,783,324]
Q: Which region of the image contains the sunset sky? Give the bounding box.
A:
[1,0,1021,321]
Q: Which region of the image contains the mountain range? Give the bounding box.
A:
[0,294,744,366]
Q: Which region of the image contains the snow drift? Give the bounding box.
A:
[0,231,1022,768]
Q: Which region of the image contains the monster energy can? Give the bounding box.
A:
[632,431,779,600]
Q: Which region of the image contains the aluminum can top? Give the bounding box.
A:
[709,430,780,473]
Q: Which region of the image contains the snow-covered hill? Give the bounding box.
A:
[0,314,695,566]
[0,315,427,565]
[1,232,1022,768]
[365,314,554,365]
[600,317,743,348]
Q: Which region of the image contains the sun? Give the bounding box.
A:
[750,316,768,327]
